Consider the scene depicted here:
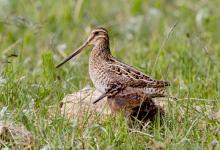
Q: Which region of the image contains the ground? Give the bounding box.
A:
[0,0,220,149]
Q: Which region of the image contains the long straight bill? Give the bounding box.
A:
[56,41,89,68]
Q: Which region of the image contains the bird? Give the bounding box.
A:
[56,27,171,104]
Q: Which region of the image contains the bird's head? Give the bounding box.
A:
[56,27,109,68]
[87,27,109,46]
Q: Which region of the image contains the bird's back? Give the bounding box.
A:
[89,52,169,98]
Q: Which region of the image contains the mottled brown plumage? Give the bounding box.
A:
[56,27,171,108]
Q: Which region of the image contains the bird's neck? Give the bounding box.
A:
[90,39,111,61]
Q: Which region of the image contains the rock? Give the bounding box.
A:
[208,111,220,120]
[0,122,33,149]
[60,86,165,123]
[60,86,111,119]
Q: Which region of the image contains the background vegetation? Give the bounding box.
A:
[0,0,219,149]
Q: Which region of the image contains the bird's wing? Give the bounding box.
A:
[93,81,124,104]
[107,58,170,88]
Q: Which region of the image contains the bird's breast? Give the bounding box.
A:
[89,59,110,93]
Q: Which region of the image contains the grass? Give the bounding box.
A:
[0,0,220,149]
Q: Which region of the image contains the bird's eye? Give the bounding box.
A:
[94,31,99,35]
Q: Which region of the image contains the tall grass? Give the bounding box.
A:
[0,0,219,149]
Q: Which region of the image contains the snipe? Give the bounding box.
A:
[56,27,171,104]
